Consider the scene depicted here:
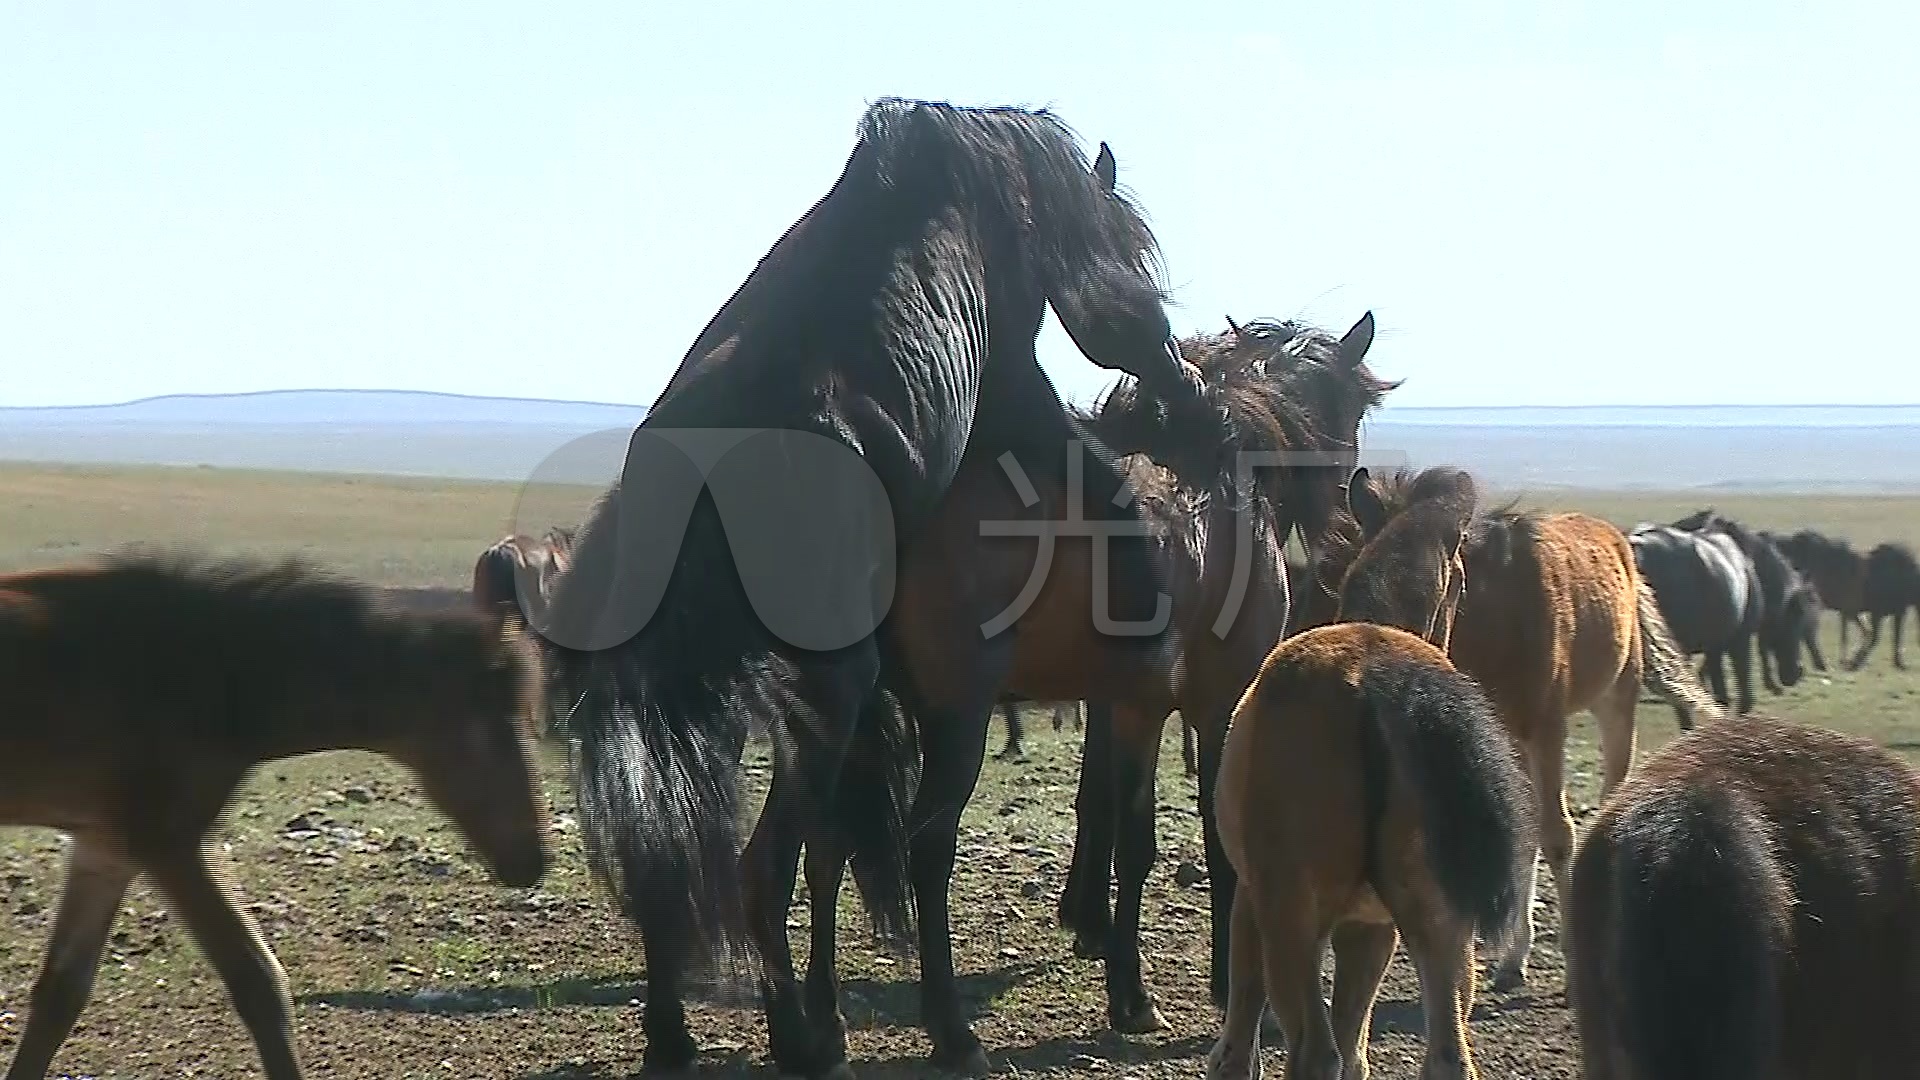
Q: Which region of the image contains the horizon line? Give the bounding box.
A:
[5,386,1920,414]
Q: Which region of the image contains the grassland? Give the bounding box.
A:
[0,460,1916,1079]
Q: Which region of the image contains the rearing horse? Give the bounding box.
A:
[538,99,1208,1079]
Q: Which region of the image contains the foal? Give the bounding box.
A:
[0,549,552,1080]
[1208,467,1536,1080]
[1567,713,1920,1079]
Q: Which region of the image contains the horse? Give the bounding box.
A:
[0,549,551,1080]
[471,527,575,631]
[1205,465,1537,1080]
[1627,523,1764,722]
[1566,712,1920,1079]
[1051,312,1398,1026]
[536,99,1212,1079]
[1673,510,1827,690]
[1844,541,1920,671]
[1310,469,1729,992]
[1774,528,1870,650]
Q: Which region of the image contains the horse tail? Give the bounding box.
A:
[1633,576,1730,725]
[1356,657,1536,945]
[836,681,921,955]
[544,486,768,983]
[1584,786,1787,1079]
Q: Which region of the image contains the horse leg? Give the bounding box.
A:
[1893,609,1908,670]
[1492,726,1573,994]
[1328,921,1398,1080]
[1758,636,1781,695]
[3,836,134,1080]
[1595,670,1640,804]
[1380,890,1479,1080]
[1702,650,1731,709]
[1729,634,1757,714]
[1803,619,1828,672]
[1847,614,1883,671]
[799,831,854,1080]
[904,698,998,1076]
[1060,704,1116,959]
[637,926,699,1076]
[1204,886,1270,1080]
[139,840,302,1080]
[1195,710,1237,1008]
[997,702,1024,761]
[1182,716,1198,779]
[1251,898,1340,1079]
[741,750,824,1078]
[1104,704,1171,1034]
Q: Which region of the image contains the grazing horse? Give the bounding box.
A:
[1628,523,1763,721]
[1845,541,1920,671]
[1206,466,1537,1080]
[1314,470,1729,991]
[471,527,575,631]
[0,550,550,1080]
[1566,713,1920,1080]
[537,100,1210,1078]
[1054,312,1398,1024]
[1775,528,1870,650]
[1673,510,1827,689]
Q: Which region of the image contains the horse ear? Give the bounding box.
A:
[1093,142,1117,193]
[1347,467,1389,535]
[1337,311,1376,368]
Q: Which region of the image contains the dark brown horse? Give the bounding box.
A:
[1206,466,1537,1080]
[1672,510,1827,690]
[538,100,1211,1078]
[1567,713,1920,1079]
[1310,467,1729,991]
[1775,528,1870,650]
[0,549,551,1080]
[1050,313,1399,1027]
[1845,541,1920,671]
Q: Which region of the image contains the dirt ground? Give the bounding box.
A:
[0,700,1687,1080]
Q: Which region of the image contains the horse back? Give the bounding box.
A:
[1452,512,1635,722]
[1217,623,1449,901]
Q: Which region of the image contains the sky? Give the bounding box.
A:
[3,1,1916,411]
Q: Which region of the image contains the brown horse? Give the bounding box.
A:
[471,526,575,630]
[1567,713,1920,1079]
[0,549,551,1080]
[1307,466,1730,992]
[1206,466,1537,1080]
[1046,312,1399,1026]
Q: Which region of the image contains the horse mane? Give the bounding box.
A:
[1091,315,1397,550]
[1466,500,1548,570]
[856,98,1167,295]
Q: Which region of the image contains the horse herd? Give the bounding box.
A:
[4,97,1920,1080]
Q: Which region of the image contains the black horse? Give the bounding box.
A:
[1628,522,1764,725]
[538,99,1209,1079]
[1673,510,1826,691]
[1846,541,1920,671]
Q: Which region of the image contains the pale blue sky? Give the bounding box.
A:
[3,1,1915,410]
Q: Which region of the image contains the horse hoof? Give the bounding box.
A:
[929,1045,991,1077]
[1071,931,1107,959]
[1490,967,1528,994]
[1111,1003,1169,1034]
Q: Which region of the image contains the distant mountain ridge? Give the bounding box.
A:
[4,389,1920,492]
[6,388,1920,428]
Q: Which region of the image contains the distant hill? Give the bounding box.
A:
[3,389,1919,493]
